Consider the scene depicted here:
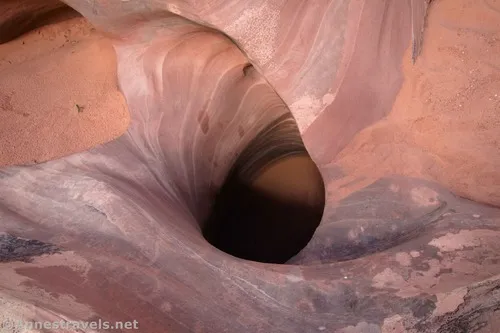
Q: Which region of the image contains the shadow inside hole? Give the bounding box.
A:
[203,114,325,264]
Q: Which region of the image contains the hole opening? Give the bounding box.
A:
[203,113,325,264]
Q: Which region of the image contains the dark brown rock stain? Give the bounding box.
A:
[0,234,61,263]
[16,265,183,332]
[238,125,245,138]
[0,91,13,112]
[0,91,29,116]
[197,110,210,134]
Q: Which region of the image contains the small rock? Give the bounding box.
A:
[410,251,421,258]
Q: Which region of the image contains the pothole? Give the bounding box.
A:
[203,113,325,263]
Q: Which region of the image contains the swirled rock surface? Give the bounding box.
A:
[0,0,500,332]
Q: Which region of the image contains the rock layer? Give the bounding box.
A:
[0,0,500,333]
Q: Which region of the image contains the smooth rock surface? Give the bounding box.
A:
[0,0,499,332]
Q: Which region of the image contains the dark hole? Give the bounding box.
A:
[202,113,325,264]
[242,63,253,76]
